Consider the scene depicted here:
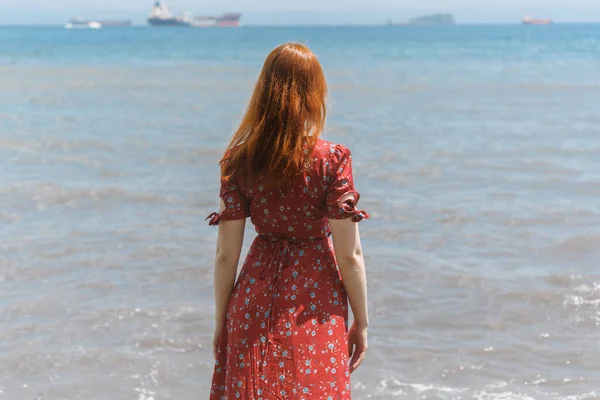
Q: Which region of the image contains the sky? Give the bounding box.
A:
[1,0,599,25]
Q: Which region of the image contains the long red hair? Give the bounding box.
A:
[220,42,328,185]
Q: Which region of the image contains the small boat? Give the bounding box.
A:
[522,15,553,25]
[65,20,102,29]
[64,18,132,29]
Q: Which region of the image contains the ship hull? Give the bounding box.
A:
[216,20,240,27]
[192,19,217,27]
[68,19,133,28]
[216,13,242,27]
[522,16,553,25]
[147,17,191,26]
[65,21,102,29]
[99,20,133,26]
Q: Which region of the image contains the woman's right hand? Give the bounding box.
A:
[348,322,368,373]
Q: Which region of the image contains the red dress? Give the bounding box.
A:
[208,140,369,400]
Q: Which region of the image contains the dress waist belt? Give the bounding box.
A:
[257,235,329,279]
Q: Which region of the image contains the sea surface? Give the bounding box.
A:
[1,25,600,400]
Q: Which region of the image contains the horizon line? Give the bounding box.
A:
[1,21,600,27]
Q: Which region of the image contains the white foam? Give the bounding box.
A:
[563,392,598,400]
[473,392,536,400]
[134,387,156,400]
[370,378,466,398]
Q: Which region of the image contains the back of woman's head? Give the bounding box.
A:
[221,42,328,185]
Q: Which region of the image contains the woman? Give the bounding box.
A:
[207,42,369,399]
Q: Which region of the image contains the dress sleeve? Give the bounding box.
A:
[206,177,250,226]
[326,145,370,222]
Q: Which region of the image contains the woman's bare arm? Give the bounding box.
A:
[214,198,246,328]
[329,219,368,328]
[329,218,369,372]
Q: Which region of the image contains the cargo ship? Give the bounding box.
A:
[522,15,553,25]
[147,2,241,27]
[65,18,132,29]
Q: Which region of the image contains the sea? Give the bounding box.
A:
[1,24,599,400]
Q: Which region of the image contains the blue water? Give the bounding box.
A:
[1,25,599,399]
[3,25,600,67]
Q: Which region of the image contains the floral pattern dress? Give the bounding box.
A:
[207,139,369,400]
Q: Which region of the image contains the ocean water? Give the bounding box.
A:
[1,25,600,399]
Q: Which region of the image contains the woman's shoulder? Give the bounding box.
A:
[314,139,352,162]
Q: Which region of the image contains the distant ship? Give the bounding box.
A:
[147,2,189,26]
[522,16,553,25]
[65,18,132,29]
[386,13,456,26]
[215,13,243,27]
[147,2,241,27]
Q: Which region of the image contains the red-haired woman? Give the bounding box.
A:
[207,42,369,399]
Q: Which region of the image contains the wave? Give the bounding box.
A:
[540,234,600,255]
[0,182,185,208]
